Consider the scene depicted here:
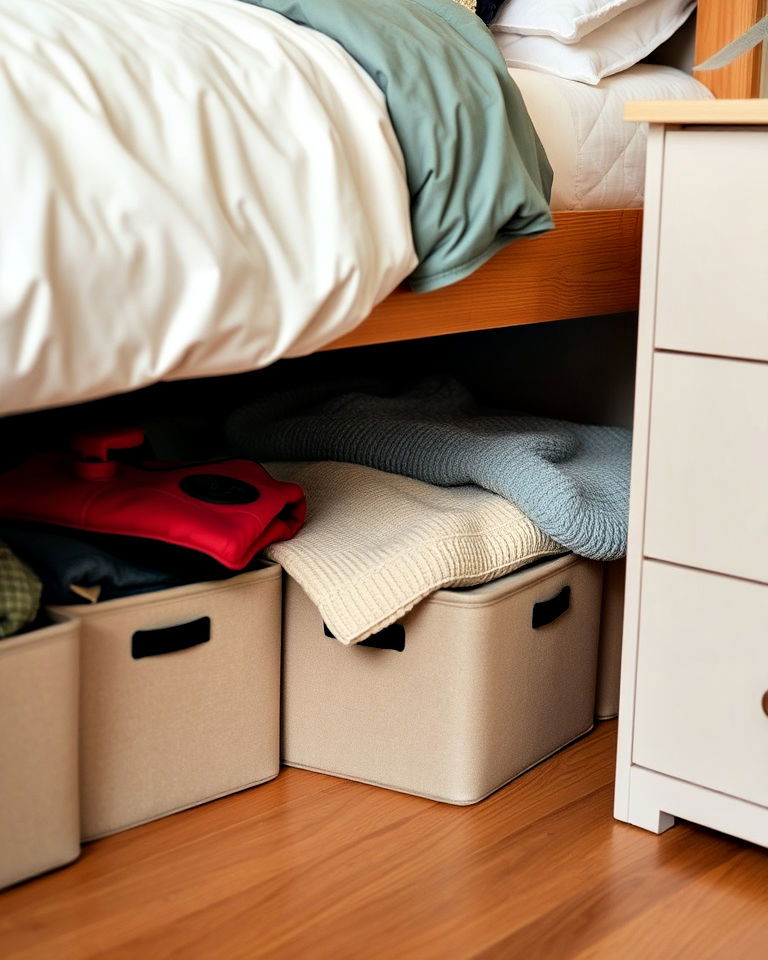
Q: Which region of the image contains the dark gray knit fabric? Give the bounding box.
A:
[226,378,631,560]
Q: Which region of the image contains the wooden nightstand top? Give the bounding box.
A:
[625,98,768,125]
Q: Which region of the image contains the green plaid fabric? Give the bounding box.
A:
[0,541,42,638]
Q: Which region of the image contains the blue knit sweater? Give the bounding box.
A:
[226,378,631,560]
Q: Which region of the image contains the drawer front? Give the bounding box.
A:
[644,352,768,584]
[655,129,768,363]
[633,560,768,807]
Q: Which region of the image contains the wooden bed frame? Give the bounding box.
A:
[326,0,765,351]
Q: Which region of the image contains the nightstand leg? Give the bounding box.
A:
[626,795,676,834]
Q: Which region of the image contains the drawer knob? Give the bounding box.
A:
[763,691,768,718]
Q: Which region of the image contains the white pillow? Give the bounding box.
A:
[493,0,696,85]
[493,0,648,44]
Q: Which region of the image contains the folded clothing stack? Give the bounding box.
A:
[228,376,631,644]
[227,376,631,561]
[0,429,306,610]
[265,461,563,644]
[0,527,190,607]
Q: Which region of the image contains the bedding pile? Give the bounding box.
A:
[492,0,713,208]
[0,0,414,415]
[210,0,555,290]
[0,0,552,417]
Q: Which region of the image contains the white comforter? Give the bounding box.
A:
[0,0,416,415]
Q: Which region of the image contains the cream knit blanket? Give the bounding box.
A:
[265,462,562,644]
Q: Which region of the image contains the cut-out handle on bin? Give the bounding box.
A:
[323,621,406,652]
[132,616,211,659]
[532,586,570,629]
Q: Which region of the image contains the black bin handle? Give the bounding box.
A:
[132,616,211,659]
[324,621,406,652]
[532,586,570,629]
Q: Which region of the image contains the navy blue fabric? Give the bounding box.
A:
[476,1,502,25]
[0,527,186,604]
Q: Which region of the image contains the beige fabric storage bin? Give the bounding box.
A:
[50,564,281,841]
[595,558,625,720]
[0,619,80,889]
[282,553,603,805]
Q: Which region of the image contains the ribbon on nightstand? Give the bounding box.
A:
[695,13,768,70]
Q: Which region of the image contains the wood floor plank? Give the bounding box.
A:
[0,772,431,959]
[1,722,765,960]
[573,844,768,960]
[475,820,750,960]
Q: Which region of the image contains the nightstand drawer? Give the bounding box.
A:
[644,352,768,584]
[655,130,768,363]
[633,561,768,807]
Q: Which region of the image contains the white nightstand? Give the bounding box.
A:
[614,100,768,847]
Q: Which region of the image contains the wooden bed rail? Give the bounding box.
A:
[324,209,642,350]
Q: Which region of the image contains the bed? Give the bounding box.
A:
[0,0,762,414]
[327,0,765,350]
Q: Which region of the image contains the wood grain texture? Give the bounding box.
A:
[694,0,766,99]
[2,723,767,960]
[323,209,642,350]
[625,98,768,124]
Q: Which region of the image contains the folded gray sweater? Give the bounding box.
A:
[227,378,631,560]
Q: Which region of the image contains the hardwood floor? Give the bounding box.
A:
[1,722,766,959]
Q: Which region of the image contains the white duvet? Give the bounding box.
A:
[0,0,417,416]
